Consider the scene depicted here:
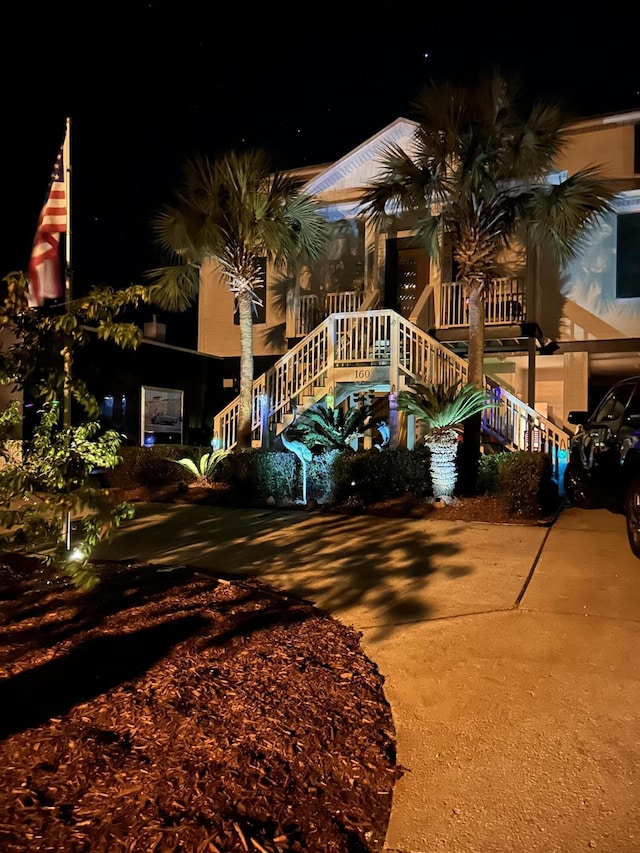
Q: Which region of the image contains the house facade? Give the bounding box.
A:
[197,110,640,456]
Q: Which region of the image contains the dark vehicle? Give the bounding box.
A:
[564,376,640,558]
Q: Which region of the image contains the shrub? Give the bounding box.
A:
[330,448,431,507]
[496,451,558,517]
[214,449,297,504]
[308,450,342,504]
[477,451,512,495]
[104,445,206,489]
[249,450,297,501]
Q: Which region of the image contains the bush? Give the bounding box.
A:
[308,450,342,503]
[214,449,297,504]
[477,451,512,495]
[248,449,297,502]
[496,451,558,517]
[104,445,207,489]
[330,448,431,507]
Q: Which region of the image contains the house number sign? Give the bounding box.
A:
[333,367,389,384]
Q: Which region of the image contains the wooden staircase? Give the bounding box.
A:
[212,309,571,477]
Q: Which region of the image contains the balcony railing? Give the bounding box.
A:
[292,291,366,337]
[440,278,526,329]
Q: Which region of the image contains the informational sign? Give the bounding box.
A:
[141,386,183,445]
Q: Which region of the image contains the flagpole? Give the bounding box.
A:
[62,117,72,551]
[63,116,72,430]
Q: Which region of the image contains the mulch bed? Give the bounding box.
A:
[0,556,402,853]
[119,482,561,526]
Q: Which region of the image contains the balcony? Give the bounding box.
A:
[439,278,526,329]
[289,290,376,338]
[288,278,527,342]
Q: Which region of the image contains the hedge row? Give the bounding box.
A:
[105,444,558,518]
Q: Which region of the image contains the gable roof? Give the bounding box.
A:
[302,117,417,197]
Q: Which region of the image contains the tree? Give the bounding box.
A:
[148,149,329,449]
[286,402,375,453]
[0,271,148,589]
[359,72,614,483]
[397,381,494,502]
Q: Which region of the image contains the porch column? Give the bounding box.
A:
[527,336,537,409]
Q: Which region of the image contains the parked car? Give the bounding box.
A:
[564,376,640,558]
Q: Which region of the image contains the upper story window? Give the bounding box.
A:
[616,213,640,298]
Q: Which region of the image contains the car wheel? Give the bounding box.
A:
[563,461,597,508]
[625,478,640,559]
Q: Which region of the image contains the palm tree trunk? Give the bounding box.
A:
[426,430,459,499]
[461,280,485,494]
[237,292,254,449]
[466,280,485,388]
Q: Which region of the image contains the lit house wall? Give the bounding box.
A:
[560,119,637,177]
[198,257,289,359]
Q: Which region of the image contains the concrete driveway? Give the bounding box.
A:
[93,504,640,853]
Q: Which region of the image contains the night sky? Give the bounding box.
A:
[3,0,640,337]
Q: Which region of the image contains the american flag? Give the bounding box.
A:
[27,135,67,307]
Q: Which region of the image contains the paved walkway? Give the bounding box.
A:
[93,504,640,853]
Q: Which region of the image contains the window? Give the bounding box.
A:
[233,258,267,324]
[592,383,635,424]
[625,385,640,419]
[616,213,640,298]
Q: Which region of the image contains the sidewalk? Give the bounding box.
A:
[93,504,640,853]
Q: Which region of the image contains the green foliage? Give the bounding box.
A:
[218,448,341,505]
[477,451,512,494]
[287,403,375,452]
[330,448,431,506]
[397,381,495,435]
[0,271,150,588]
[249,450,297,501]
[173,449,230,482]
[398,381,496,499]
[496,451,558,518]
[148,151,330,449]
[308,450,342,503]
[360,72,614,279]
[214,449,297,504]
[0,401,135,589]
[0,273,147,420]
[103,445,204,489]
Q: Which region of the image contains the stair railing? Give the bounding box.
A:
[213,317,333,450]
[213,309,570,479]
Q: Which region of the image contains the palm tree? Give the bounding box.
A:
[148,150,328,448]
[397,381,494,502]
[285,402,375,453]
[359,72,615,477]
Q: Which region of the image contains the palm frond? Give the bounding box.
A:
[397,382,496,432]
[174,449,229,481]
[526,166,615,264]
[289,403,374,451]
[146,264,200,312]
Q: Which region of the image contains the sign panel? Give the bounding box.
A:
[141,386,184,446]
[332,367,391,385]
